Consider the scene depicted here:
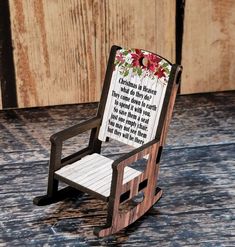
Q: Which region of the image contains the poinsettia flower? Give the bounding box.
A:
[155,67,166,79]
[116,53,125,63]
[147,53,161,64]
[146,54,161,72]
[114,48,169,80]
[146,59,157,72]
[131,49,145,67]
[137,54,161,72]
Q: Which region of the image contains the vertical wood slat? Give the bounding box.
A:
[9,0,175,108]
[105,0,176,61]
[9,0,103,107]
[181,0,235,94]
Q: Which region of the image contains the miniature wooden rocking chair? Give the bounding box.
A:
[34,45,182,237]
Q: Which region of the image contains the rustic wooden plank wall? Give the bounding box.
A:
[181,0,235,94]
[9,0,175,108]
[106,0,175,60]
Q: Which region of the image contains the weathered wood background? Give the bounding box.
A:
[1,0,235,109]
[8,0,175,108]
[0,91,235,245]
[181,0,235,94]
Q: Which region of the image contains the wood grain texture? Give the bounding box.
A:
[95,140,162,237]
[0,89,2,109]
[181,0,235,94]
[0,91,235,245]
[9,0,175,108]
[55,153,141,198]
[105,0,175,60]
[34,48,180,236]
[9,0,99,107]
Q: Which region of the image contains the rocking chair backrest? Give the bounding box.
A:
[98,46,173,148]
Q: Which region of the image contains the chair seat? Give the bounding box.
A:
[55,153,142,199]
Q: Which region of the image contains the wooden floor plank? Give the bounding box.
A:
[0,92,234,158]
[0,144,234,246]
[0,91,235,246]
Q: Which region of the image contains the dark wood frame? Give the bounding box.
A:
[176,0,185,65]
[0,0,18,108]
[33,45,182,237]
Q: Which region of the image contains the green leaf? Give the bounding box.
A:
[162,63,169,68]
[137,67,142,76]
[164,67,170,74]
[122,50,129,56]
[124,70,129,77]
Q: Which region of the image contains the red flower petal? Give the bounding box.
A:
[131,50,145,67]
[155,67,166,78]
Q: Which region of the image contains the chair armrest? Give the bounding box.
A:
[112,138,160,171]
[50,116,101,144]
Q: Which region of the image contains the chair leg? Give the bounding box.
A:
[33,162,60,206]
[33,142,87,206]
[94,187,163,237]
[33,186,84,206]
[33,167,83,206]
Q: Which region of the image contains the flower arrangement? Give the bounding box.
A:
[114,49,170,80]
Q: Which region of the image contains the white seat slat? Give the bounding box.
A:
[123,167,142,183]
[57,154,98,177]
[56,154,106,179]
[55,153,141,198]
[81,164,113,187]
[96,167,132,194]
[73,161,113,184]
[97,167,140,196]
[69,159,110,182]
[87,172,113,189]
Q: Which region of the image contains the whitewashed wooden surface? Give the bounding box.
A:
[55,153,141,198]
